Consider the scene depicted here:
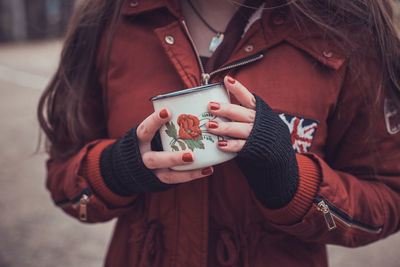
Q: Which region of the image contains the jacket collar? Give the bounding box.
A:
[122,0,181,18]
[122,0,350,71]
[259,5,350,70]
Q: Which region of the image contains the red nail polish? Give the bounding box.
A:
[209,102,220,111]
[159,109,168,119]
[201,167,213,176]
[182,153,193,162]
[218,140,228,147]
[208,121,219,129]
[226,75,235,84]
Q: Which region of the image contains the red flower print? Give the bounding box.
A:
[177,114,202,141]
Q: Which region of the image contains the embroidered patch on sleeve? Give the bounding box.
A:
[384,98,400,135]
[279,114,319,153]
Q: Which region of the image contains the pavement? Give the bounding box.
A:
[0,40,399,267]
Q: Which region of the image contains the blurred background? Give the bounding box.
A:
[0,0,75,42]
[0,0,399,266]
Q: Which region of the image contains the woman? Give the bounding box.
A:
[38,0,400,266]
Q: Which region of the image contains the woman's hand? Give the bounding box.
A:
[205,75,299,209]
[205,76,256,151]
[137,109,214,184]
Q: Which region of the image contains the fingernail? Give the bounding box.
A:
[159,109,168,119]
[208,121,219,129]
[251,96,256,107]
[218,140,228,147]
[226,75,235,84]
[182,153,193,162]
[209,102,220,111]
[201,167,213,176]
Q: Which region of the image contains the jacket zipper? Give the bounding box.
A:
[181,20,265,85]
[315,195,383,234]
[181,20,207,84]
[207,52,265,84]
[55,188,91,222]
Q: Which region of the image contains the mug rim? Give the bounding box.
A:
[150,82,224,101]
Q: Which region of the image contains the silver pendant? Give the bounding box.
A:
[209,33,224,53]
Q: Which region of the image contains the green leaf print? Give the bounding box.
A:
[184,140,195,152]
[177,141,186,150]
[165,121,178,139]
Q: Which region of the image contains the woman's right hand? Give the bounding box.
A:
[137,108,214,184]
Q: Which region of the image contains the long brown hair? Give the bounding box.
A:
[289,0,400,103]
[38,0,400,159]
[38,0,124,159]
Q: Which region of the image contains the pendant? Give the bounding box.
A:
[209,33,224,53]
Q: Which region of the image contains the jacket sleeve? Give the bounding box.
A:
[46,139,142,223]
[253,52,400,247]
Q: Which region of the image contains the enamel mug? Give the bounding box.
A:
[150,82,237,171]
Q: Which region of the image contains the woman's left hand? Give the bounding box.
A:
[205,76,256,152]
[207,76,299,210]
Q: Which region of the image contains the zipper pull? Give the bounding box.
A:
[201,73,210,85]
[73,194,89,222]
[317,200,337,231]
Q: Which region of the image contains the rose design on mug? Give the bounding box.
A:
[165,112,222,152]
[177,114,202,141]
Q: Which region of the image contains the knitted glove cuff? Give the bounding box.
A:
[237,94,299,209]
[100,126,175,196]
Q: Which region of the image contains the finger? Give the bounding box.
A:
[224,76,256,109]
[217,139,246,153]
[208,102,255,123]
[142,151,194,169]
[154,166,214,184]
[206,120,253,139]
[137,108,171,143]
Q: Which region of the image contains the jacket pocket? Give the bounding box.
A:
[314,195,383,234]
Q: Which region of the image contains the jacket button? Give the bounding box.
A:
[165,35,175,45]
[244,45,254,52]
[273,15,285,25]
[323,50,333,58]
[130,1,139,7]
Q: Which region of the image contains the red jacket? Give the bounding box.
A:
[47,0,400,266]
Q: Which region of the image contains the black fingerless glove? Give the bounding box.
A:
[236,94,298,209]
[100,126,175,196]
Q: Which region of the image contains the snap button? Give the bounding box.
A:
[323,50,333,58]
[165,35,175,45]
[273,15,285,25]
[130,1,139,7]
[244,45,254,53]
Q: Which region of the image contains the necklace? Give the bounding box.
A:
[186,0,225,53]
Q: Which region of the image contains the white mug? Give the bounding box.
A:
[151,82,237,171]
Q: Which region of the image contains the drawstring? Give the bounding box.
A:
[129,221,265,267]
[239,232,250,267]
[129,221,164,267]
[216,229,240,266]
[129,220,148,243]
[139,222,163,266]
[216,224,265,267]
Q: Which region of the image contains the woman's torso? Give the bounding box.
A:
[99,1,350,266]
